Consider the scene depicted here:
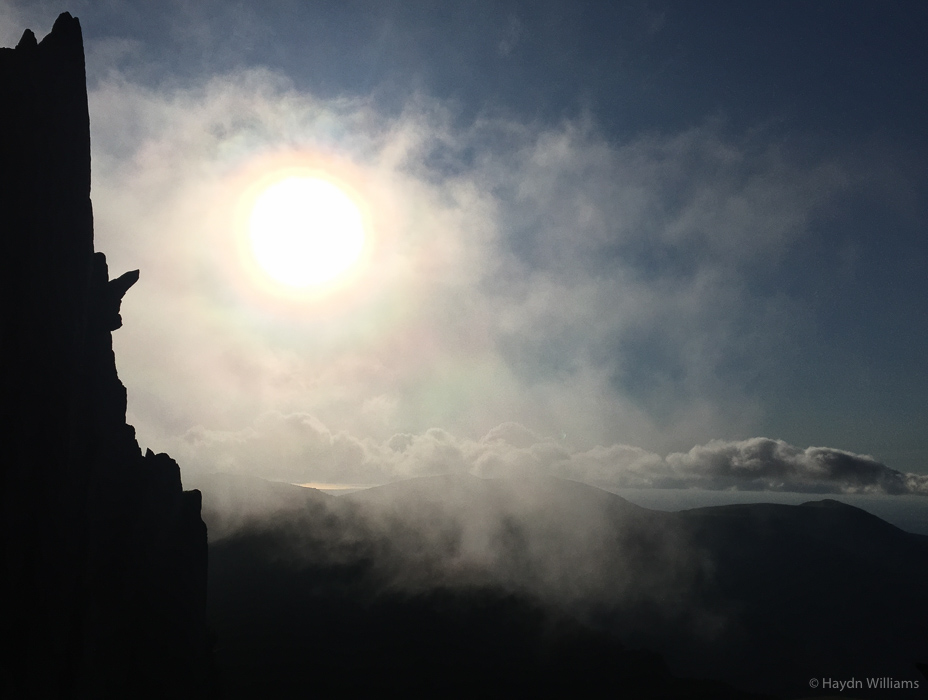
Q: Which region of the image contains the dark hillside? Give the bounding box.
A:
[203,473,928,697]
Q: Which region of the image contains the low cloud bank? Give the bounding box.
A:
[660,438,928,495]
[173,414,928,496]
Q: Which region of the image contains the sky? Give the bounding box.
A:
[3,0,928,499]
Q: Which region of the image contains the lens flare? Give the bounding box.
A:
[212,150,392,321]
[249,176,365,288]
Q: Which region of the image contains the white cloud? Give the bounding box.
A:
[172,412,928,497]
[663,438,928,495]
[83,64,868,470]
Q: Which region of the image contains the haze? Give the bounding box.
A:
[3,0,926,515]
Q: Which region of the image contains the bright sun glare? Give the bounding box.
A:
[248,176,366,288]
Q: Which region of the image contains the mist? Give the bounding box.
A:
[4,4,928,697]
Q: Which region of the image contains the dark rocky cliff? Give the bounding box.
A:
[0,13,213,698]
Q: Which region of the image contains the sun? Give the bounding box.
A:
[248,176,366,288]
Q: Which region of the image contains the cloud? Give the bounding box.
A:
[0,0,64,48]
[497,14,523,57]
[486,436,928,495]
[661,438,928,495]
[81,60,880,472]
[174,413,928,497]
[179,412,382,485]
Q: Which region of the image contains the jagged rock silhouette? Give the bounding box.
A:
[0,13,213,698]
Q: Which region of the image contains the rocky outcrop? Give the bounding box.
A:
[0,13,213,698]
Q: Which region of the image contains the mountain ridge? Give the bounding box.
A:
[200,471,928,698]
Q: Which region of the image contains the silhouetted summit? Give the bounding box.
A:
[1,14,213,698]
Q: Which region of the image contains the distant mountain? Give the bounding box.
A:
[200,472,928,698]
[667,499,928,696]
[188,471,334,540]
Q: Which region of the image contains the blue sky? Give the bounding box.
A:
[3,1,926,494]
